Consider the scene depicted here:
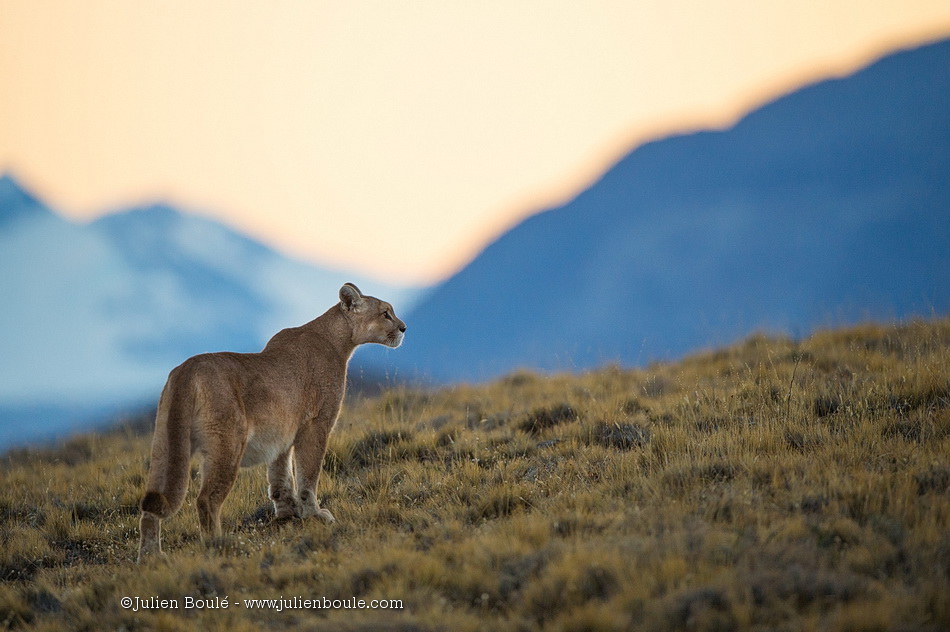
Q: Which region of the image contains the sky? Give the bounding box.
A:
[1,2,949,286]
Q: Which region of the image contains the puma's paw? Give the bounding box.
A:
[300,503,335,523]
[270,487,302,520]
[274,503,299,520]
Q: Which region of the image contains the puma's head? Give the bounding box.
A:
[339,283,407,348]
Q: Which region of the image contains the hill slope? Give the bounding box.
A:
[0,176,416,447]
[1,318,948,630]
[389,39,950,382]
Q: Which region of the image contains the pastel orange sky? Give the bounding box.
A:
[2,2,949,285]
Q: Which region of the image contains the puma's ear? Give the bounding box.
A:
[340,283,365,312]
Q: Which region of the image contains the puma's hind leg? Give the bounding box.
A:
[195,435,245,541]
[137,511,164,561]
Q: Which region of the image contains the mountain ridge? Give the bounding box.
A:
[381,38,950,383]
[0,175,50,227]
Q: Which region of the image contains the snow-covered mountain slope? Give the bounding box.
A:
[0,178,418,447]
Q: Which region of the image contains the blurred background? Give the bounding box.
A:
[1,1,949,448]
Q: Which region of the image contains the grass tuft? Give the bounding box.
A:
[518,404,578,435]
[594,422,651,450]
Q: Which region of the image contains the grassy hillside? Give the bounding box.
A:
[1,319,948,631]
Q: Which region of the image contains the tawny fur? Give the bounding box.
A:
[137,283,406,562]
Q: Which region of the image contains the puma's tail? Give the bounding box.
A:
[138,364,198,562]
[140,368,194,519]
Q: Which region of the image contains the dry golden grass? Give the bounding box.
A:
[1,318,949,631]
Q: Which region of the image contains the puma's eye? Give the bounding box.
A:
[383,311,393,321]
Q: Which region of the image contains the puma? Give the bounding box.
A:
[137,283,406,561]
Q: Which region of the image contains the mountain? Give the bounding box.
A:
[0,175,47,227]
[0,177,418,447]
[383,39,950,383]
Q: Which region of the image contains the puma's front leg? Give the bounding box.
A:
[294,418,336,523]
[267,448,300,519]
